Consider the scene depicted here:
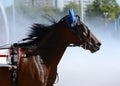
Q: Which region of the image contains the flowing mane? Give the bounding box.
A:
[19,15,70,47]
[20,18,60,46]
[28,24,54,42]
[29,15,68,42]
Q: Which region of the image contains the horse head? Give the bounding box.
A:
[59,8,101,53]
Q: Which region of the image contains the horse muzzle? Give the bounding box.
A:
[90,42,101,53]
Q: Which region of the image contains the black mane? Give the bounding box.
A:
[19,15,68,46]
[29,24,53,42]
[19,23,55,46]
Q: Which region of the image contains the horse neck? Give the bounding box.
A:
[39,46,67,67]
[38,23,68,68]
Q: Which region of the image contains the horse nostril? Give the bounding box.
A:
[96,43,101,47]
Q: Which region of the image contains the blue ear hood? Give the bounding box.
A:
[69,8,77,26]
[66,8,77,28]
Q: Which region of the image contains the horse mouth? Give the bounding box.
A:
[90,46,100,53]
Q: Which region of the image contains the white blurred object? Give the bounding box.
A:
[0,49,11,66]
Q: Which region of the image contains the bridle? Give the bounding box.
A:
[75,24,92,49]
[65,15,93,49]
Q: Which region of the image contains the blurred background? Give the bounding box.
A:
[0,0,120,86]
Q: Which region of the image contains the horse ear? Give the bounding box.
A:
[69,8,77,26]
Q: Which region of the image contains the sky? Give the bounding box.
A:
[0,0,13,7]
[117,0,120,5]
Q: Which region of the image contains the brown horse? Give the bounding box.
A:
[0,10,101,86]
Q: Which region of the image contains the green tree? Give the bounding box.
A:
[63,2,80,14]
[86,0,120,20]
[87,0,102,16]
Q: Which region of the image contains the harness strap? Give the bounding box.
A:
[10,43,21,86]
[11,66,17,86]
[0,43,62,86]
